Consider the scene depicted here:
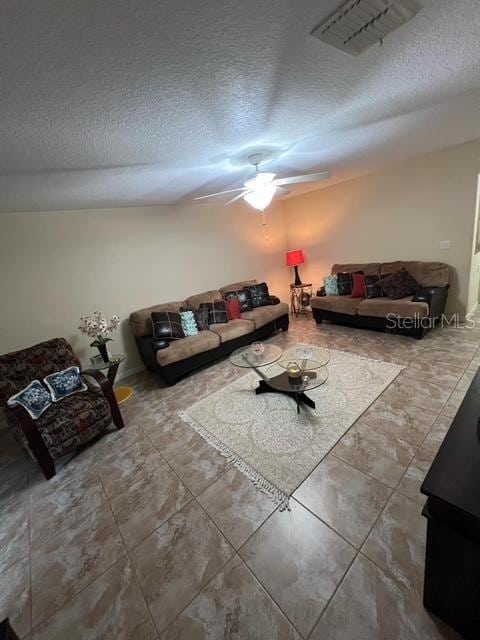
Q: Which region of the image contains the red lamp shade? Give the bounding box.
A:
[286,249,305,267]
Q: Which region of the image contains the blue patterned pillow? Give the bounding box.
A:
[7,380,52,420]
[323,274,339,296]
[180,310,199,336]
[44,366,88,402]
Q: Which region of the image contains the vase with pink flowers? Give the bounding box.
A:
[78,312,120,363]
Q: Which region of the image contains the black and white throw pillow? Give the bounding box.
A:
[198,301,229,324]
[242,282,271,308]
[151,311,185,340]
[336,271,363,296]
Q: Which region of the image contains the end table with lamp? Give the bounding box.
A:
[286,249,312,315]
[90,354,133,405]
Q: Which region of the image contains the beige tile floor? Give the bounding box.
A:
[2,315,478,639]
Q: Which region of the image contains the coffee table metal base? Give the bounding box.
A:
[255,378,316,414]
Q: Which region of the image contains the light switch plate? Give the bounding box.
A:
[439,240,450,249]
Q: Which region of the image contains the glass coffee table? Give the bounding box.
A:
[229,343,329,413]
[229,344,283,368]
[261,359,328,413]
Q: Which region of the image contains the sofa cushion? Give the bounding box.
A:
[364,275,386,299]
[243,282,271,308]
[208,319,254,343]
[332,263,381,277]
[380,261,449,287]
[219,280,257,295]
[223,288,253,313]
[357,297,429,319]
[378,268,419,299]
[130,302,185,337]
[198,301,229,324]
[323,274,339,295]
[185,290,222,310]
[310,295,362,316]
[226,297,241,320]
[156,330,220,366]
[241,302,289,329]
[151,311,185,340]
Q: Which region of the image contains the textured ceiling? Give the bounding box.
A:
[1,0,480,212]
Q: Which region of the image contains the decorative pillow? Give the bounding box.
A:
[223,289,253,313]
[242,283,271,308]
[378,268,419,300]
[7,380,53,419]
[351,273,366,298]
[180,310,199,336]
[226,297,241,320]
[151,311,185,340]
[198,301,229,324]
[44,366,88,402]
[323,274,339,296]
[364,275,384,299]
[269,295,281,305]
[336,271,363,296]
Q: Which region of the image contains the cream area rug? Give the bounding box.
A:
[179,348,403,509]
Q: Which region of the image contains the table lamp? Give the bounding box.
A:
[286,249,305,286]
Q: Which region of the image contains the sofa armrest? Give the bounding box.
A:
[152,339,170,352]
[412,286,448,319]
[269,295,281,305]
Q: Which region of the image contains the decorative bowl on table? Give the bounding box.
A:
[251,342,265,356]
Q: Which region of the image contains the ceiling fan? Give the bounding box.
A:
[194,153,331,211]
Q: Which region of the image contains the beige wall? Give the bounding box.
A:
[283,139,480,317]
[0,202,287,375]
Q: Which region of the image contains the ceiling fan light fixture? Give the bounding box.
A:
[244,172,276,189]
[243,184,276,211]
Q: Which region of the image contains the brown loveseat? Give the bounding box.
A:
[311,261,449,339]
[130,280,289,384]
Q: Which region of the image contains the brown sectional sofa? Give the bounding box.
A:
[130,280,289,384]
[311,261,449,339]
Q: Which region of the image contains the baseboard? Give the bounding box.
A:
[117,364,145,381]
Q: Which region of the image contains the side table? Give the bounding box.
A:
[90,354,133,405]
[289,283,313,316]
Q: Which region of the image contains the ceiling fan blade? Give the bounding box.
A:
[225,191,248,206]
[273,171,331,186]
[194,187,246,201]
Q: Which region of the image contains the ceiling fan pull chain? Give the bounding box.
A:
[262,211,269,241]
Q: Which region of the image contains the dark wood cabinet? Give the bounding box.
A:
[421,369,480,640]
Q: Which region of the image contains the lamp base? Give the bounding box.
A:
[294,265,303,286]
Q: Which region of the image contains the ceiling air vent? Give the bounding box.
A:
[311,0,422,56]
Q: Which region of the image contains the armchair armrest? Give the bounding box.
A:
[82,369,124,430]
[7,405,55,478]
[412,286,449,319]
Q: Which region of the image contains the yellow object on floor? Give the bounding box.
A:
[114,386,133,404]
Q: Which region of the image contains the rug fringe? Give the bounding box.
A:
[178,409,291,511]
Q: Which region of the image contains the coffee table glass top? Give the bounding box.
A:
[265,359,329,393]
[229,344,282,368]
[282,345,330,367]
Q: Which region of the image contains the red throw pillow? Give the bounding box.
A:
[351,273,366,298]
[226,297,241,320]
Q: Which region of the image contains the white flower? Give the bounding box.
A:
[78,312,120,339]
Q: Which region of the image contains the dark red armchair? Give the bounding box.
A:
[0,337,124,479]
